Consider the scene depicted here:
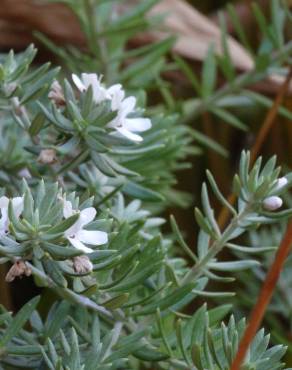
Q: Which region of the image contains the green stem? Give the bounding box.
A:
[182,206,251,285]
[26,262,113,320]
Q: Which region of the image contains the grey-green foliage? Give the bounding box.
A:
[0,43,194,207]
[0,151,291,369]
[0,299,288,370]
[0,0,291,369]
[175,152,292,290]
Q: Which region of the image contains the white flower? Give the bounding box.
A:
[275,177,288,191]
[72,73,110,104]
[63,200,108,254]
[263,196,283,211]
[0,196,23,235]
[107,92,151,142]
[72,73,152,142]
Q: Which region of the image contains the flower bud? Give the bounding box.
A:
[38,149,57,164]
[5,260,32,282]
[263,196,283,211]
[48,81,65,107]
[18,168,31,179]
[73,255,93,274]
[275,177,288,191]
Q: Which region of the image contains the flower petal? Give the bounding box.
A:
[81,73,109,103]
[65,207,96,237]
[63,200,74,218]
[107,84,124,110]
[116,127,143,142]
[12,197,24,218]
[81,73,100,89]
[72,74,86,92]
[0,196,9,209]
[107,84,123,95]
[121,96,136,116]
[123,117,152,132]
[79,207,97,227]
[76,230,108,245]
[67,236,93,253]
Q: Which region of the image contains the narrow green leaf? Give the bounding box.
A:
[0,296,40,346]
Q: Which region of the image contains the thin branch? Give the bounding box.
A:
[182,206,251,285]
[26,262,113,321]
[230,220,292,370]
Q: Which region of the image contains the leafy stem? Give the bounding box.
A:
[182,204,252,285]
[182,41,292,125]
[26,261,114,320]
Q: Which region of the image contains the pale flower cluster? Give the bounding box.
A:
[72,73,151,142]
[0,195,108,254]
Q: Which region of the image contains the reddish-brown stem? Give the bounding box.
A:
[230,220,292,370]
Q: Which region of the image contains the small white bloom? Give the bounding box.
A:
[0,196,23,235]
[107,93,151,142]
[72,73,110,104]
[72,73,152,142]
[63,200,108,253]
[275,177,288,191]
[263,196,283,211]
